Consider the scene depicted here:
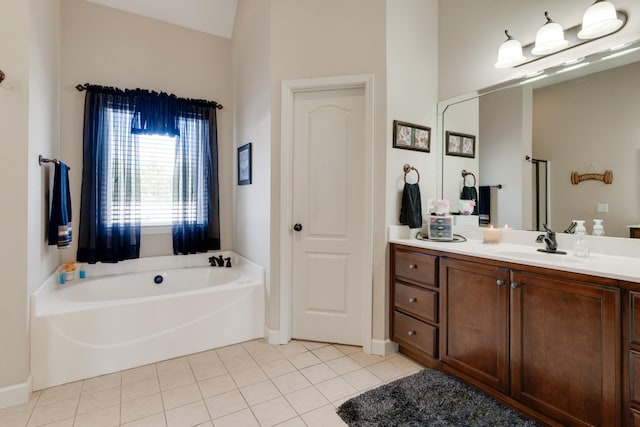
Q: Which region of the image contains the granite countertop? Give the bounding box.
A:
[389,225,640,284]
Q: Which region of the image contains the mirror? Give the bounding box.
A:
[440,39,640,238]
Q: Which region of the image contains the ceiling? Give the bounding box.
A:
[85,0,238,39]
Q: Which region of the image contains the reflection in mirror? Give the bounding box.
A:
[440,39,640,237]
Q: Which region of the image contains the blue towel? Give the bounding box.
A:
[48,162,72,248]
[478,185,490,225]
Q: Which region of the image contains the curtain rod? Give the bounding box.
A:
[75,83,223,110]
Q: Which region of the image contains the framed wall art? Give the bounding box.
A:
[238,143,252,185]
[445,131,476,158]
[392,120,431,153]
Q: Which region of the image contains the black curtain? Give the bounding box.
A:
[77,86,141,263]
[172,99,221,254]
[77,84,221,263]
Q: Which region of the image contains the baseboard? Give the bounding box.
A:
[0,375,31,410]
[371,339,398,356]
[264,326,282,345]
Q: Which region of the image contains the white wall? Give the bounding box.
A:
[28,0,62,295]
[60,0,234,261]
[479,86,532,229]
[439,0,640,100]
[385,0,439,344]
[440,98,479,210]
[232,0,272,328]
[533,61,640,237]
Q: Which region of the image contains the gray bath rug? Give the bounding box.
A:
[336,369,541,426]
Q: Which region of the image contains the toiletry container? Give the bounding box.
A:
[573,220,589,257]
[593,219,605,236]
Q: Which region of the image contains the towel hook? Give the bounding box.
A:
[461,169,476,187]
[403,164,420,183]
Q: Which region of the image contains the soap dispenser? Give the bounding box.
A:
[573,220,589,258]
[593,219,605,236]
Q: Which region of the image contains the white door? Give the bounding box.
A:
[290,87,366,345]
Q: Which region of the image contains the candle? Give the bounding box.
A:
[483,225,501,244]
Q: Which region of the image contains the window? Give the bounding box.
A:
[138,134,176,226]
[103,108,177,228]
[77,85,221,262]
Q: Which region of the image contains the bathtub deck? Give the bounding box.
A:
[1,339,423,426]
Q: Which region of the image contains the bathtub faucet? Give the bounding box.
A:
[208,255,226,267]
[225,257,231,268]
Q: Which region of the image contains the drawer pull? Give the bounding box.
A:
[408,264,418,270]
[496,279,505,286]
[407,330,416,336]
[408,297,417,303]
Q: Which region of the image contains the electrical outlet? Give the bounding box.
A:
[597,203,609,213]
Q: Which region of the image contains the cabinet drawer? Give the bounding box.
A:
[393,311,437,358]
[394,283,437,323]
[394,249,437,288]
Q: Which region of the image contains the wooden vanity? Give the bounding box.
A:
[390,242,640,426]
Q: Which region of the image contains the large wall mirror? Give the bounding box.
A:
[439,39,640,238]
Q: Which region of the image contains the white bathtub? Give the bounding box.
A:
[31,252,265,390]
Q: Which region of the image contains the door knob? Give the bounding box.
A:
[496,279,505,286]
[293,223,303,232]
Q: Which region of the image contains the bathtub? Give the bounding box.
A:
[31,252,264,390]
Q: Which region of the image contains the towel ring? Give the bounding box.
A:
[461,169,476,187]
[403,164,420,183]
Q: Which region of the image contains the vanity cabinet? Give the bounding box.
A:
[390,243,622,426]
[390,245,439,365]
[509,270,619,427]
[622,288,640,425]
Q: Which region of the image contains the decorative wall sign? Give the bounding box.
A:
[570,169,613,185]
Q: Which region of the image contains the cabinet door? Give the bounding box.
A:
[510,270,620,427]
[440,257,510,393]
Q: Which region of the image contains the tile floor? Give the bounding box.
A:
[0,339,423,427]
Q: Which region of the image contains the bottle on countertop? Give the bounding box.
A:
[593,219,605,236]
[573,220,589,258]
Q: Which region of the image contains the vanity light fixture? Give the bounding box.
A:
[532,12,569,56]
[495,2,627,69]
[578,0,623,40]
[495,30,527,68]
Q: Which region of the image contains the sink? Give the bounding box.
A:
[494,249,585,264]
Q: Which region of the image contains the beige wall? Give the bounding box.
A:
[533,61,640,237]
[268,0,389,338]
[0,0,60,402]
[0,0,30,398]
[60,0,234,261]
[439,0,640,100]
[232,0,272,326]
